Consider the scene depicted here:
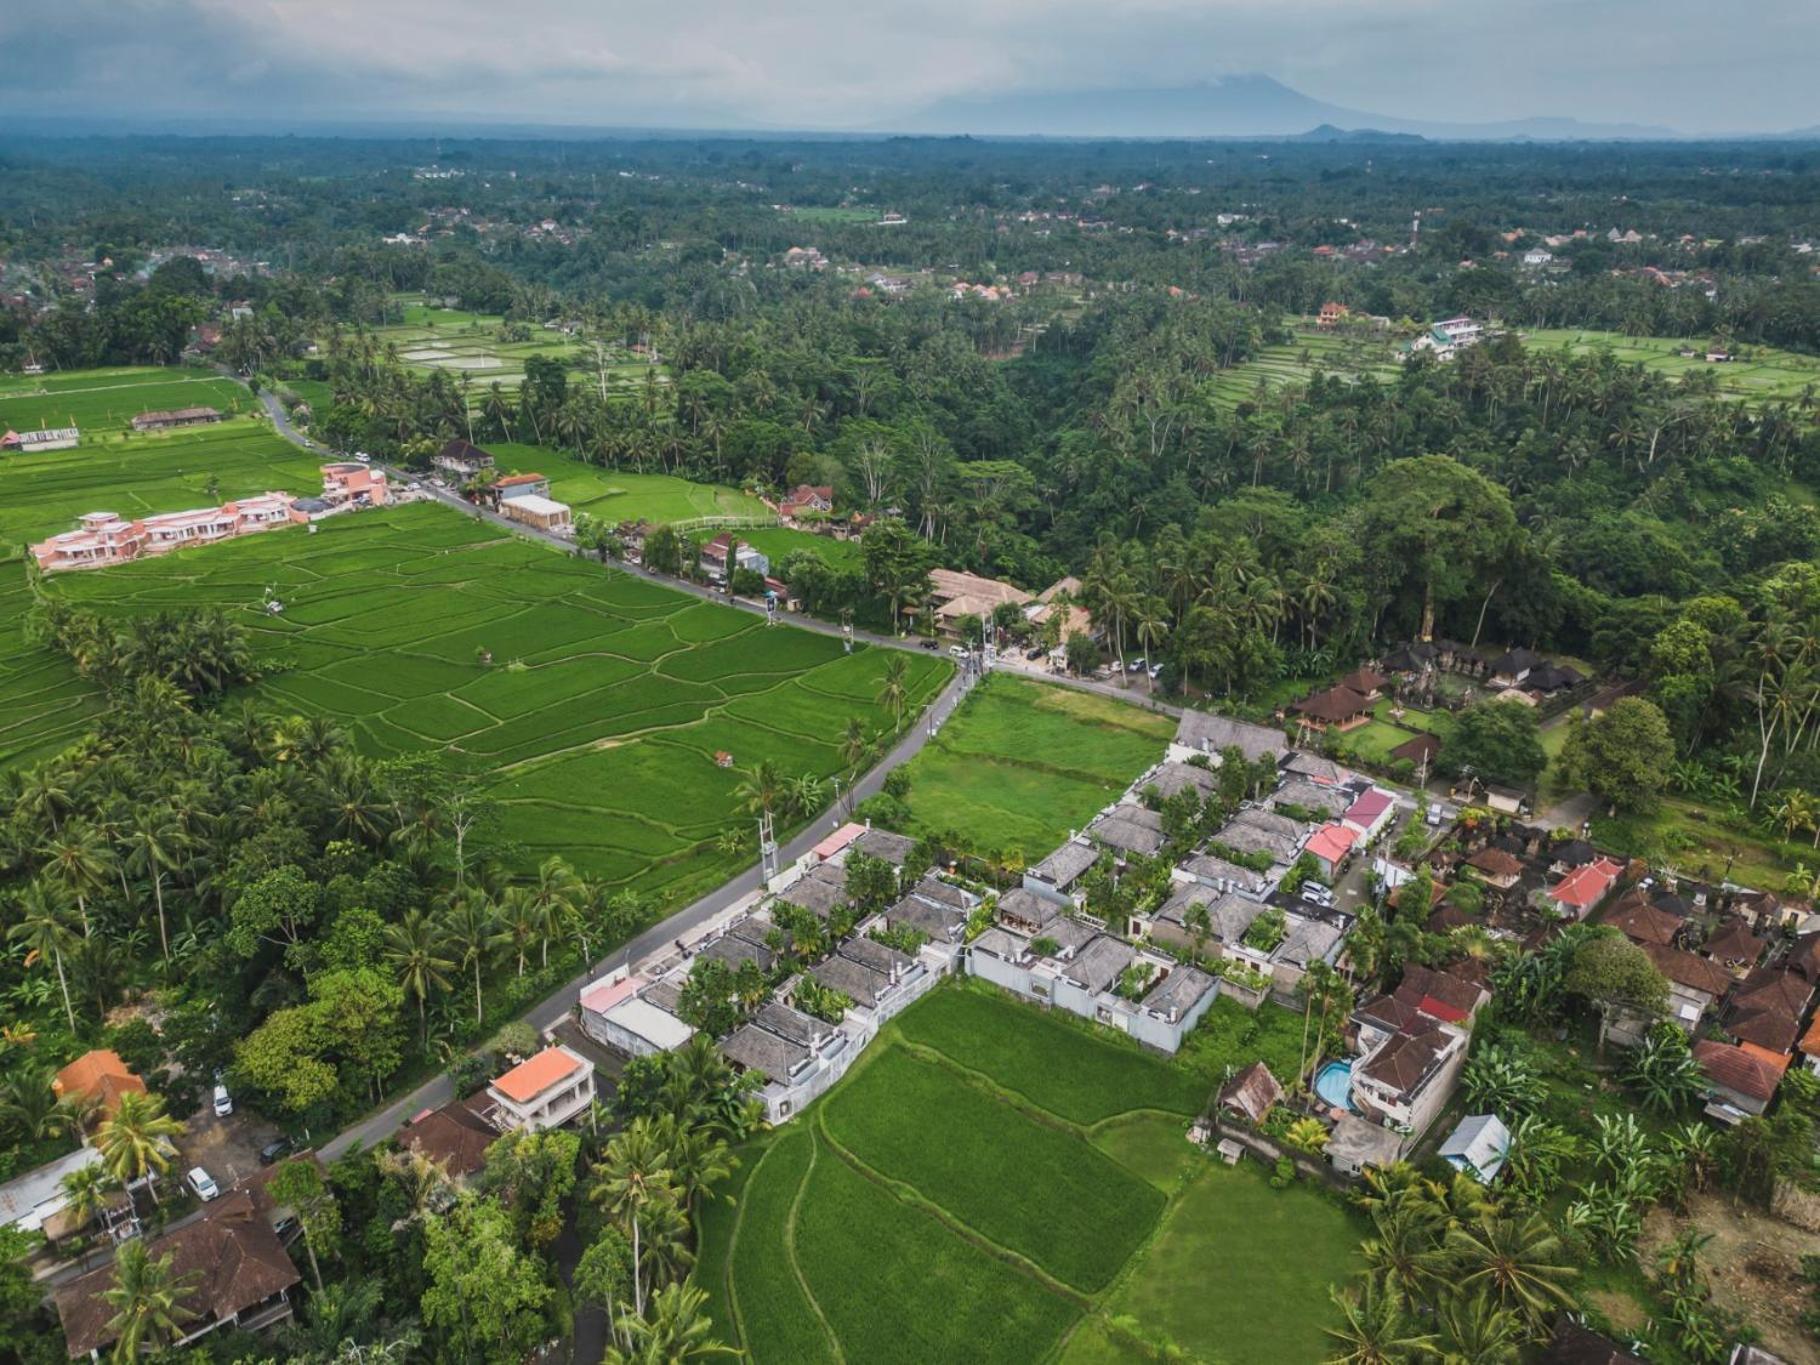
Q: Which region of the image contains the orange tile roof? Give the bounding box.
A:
[1738,1040,1793,1075]
[1802,1018,1820,1057]
[52,1049,146,1116]
[491,1047,581,1103]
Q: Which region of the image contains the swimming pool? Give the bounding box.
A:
[1314,1060,1355,1111]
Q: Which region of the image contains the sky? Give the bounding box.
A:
[1,0,1815,135]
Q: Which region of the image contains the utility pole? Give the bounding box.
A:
[758,810,779,885]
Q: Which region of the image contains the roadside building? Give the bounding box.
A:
[482,1046,596,1132]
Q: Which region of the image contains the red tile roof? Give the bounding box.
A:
[1344,789,1395,827]
[1306,823,1358,863]
[1694,1039,1781,1103]
[1549,856,1624,910]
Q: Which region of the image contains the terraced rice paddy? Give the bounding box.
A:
[702,984,1364,1364]
[0,365,257,435]
[1208,327,1401,410]
[43,502,949,897]
[364,295,665,394]
[895,674,1177,858]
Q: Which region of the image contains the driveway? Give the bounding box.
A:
[178,1102,284,1193]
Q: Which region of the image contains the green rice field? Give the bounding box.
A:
[0,420,324,562]
[363,295,665,394]
[0,365,258,435]
[40,501,950,896]
[1209,327,1401,410]
[895,674,1177,859]
[1518,329,1820,405]
[701,984,1365,1364]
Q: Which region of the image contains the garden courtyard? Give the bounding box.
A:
[696,984,1365,1364]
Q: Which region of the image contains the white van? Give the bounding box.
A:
[188,1167,221,1202]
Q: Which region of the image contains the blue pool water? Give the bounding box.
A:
[1314,1060,1355,1111]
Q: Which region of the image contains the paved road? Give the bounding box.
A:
[319,665,972,1160]
[243,388,1180,1162]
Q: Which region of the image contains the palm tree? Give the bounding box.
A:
[59,1163,119,1234]
[734,760,783,818]
[95,1091,185,1206]
[1322,1279,1435,1364]
[607,1282,738,1364]
[9,880,80,1029]
[125,806,186,961]
[101,1240,200,1360]
[529,856,582,970]
[385,909,454,1044]
[438,899,498,1026]
[590,1118,681,1318]
[1444,1212,1577,1325]
[0,1066,68,1144]
[39,819,111,933]
[879,654,910,732]
[652,1114,734,1215]
[1432,1291,1522,1365]
[496,886,539,977]
[1133,596,1171,693]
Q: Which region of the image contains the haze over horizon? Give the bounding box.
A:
[2,0,1816,139]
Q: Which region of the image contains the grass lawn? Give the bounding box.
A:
[894,981,1206,1123]
[482,442,768,526]
[896,674,1177,859]
[38,501,950,897]
[1174,994,1316,1088]
[1088,1157,1365,1364]
[700,982,1367,1363]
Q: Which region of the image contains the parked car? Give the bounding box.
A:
[921,638,939,650]
[1127,656,1146,673]
[1025,646,1045,660]
[1425,806,1444,827]
[258,1137,293,1166]
[188,1167,221,1201]
[1148,663,1163,679]
[355,453,372,464]
[1301,886,1333,907]
[948,645,968,659]
[212,1083,233,1118]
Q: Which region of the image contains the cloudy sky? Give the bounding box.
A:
[2,0,1814,134]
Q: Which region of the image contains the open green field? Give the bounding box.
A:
[780,205,881,224]
[701,984,1364,1363]
[0,366,258,435]
[1209,327,1401,411]
[483,442,770,527]
[1519,329,1820,405]
[895,674,1177,859]
[39,501,949,895]
[701,524,862,572]
[0,420,325,562]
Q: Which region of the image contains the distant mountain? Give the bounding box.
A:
[1287,124,1426,144]
[896,74,1683,142]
